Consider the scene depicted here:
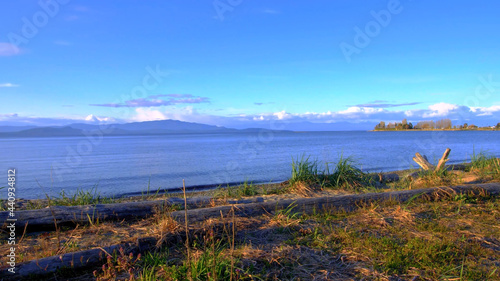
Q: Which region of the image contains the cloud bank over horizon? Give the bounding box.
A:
[1,102,499,131]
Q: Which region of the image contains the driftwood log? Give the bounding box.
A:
[3,183,500,234]
[435,148,451,171]
[1,242,139,279]
[413,152,435,170]
[368,173,400,183]
[171,183,500,225]
[413,148,451,172]
[1,183,500,279]
[0,196,267,233]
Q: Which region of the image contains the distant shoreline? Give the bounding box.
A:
[370,128,499,132]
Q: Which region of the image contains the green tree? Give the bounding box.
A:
[496,122,500,129]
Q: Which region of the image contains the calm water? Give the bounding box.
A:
[1,131,499,199]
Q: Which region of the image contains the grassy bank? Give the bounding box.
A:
[7,187,499,280]
[1,152,499,280]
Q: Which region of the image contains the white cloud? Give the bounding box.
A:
[404,110,415,117]
[84,114,113,123]
[232,106,387,124]
[337,106,384,115]
[470,105,500,116]
[0,43,21,56]
[273,110,292,120]
[132,108,167,122]
[0,83,19,88]
[423,103,460,118]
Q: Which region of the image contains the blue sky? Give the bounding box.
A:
[1,0,499,130]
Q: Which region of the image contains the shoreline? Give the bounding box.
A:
[2,161,480,208]
[370,128,500,132]
[15,160,478,201]
[12,156,487,201]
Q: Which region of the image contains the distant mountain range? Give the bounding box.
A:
[0,119,291,138]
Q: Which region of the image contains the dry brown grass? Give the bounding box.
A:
[289,181,317,197]
[237,244,357,280]
[1,183,499,280]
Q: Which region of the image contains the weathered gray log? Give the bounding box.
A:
[0,238,155,280]
[2,183,500,280]
[446,163,468,171]
[3,183,500,234]
[0,196,214,232]
[1,243,136,279]
[171,183,500,224]
[435,148,451,172]
[381,173,400,183]
[413,152,435,171]
[369,173,400,183]
[0,196,265,233]
[405,172,420,181]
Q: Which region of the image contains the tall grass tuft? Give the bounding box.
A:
[288,154,369,194]
[141,175,162,200]
[328,155,367,191]
[289,155,320,186]
[494,158,500,179]
[470,151,500,180]
[470,151,493,170]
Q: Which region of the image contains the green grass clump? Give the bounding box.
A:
[327,155,367,191]
[130,225,243,280]
[288,154,371,193]
[226,180,259,198]
[470,151,493,170]
[469,151,500,180]
[50,185,115,206]
[163,249,234,280]
[289,155,320,186]
[213,180,276,199]
[132,246,240,281]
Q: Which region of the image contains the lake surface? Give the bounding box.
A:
[1,131,499,199]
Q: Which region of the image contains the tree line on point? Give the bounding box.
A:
[374,119,500,130]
